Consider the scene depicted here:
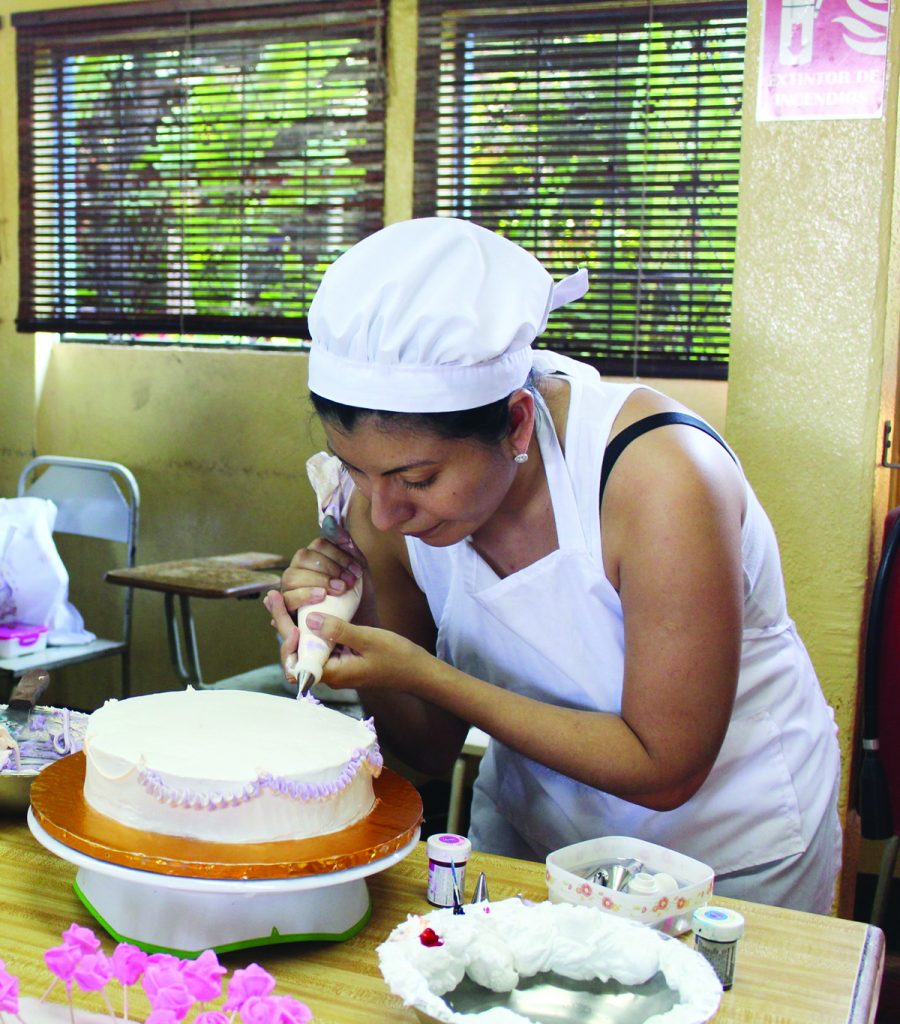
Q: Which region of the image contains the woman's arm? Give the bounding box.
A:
[299,398,745,811]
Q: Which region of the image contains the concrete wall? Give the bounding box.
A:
[727,5,900,901]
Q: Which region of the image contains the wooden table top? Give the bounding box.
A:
[0,816,884,1024]
[105,551,285,598]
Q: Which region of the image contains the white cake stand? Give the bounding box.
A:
[28,809,419,956]
[27,754,423,957]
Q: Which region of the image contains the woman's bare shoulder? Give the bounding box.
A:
[600,387,745,589]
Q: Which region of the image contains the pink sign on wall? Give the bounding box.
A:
[757,0,891,121]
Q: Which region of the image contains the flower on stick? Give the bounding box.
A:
[221,967,275,1014]
[0,958,21,1022]
[2,928,312,1024]
[180,953,226,1006]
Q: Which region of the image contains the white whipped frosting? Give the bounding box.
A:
[377,898,722,1024]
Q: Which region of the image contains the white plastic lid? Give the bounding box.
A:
[426,833,472,863]
[626,872,660,895]
[692,906,745,942]
[652,871,679,893]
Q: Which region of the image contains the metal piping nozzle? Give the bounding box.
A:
[471,871,489,903]
[296,670,317,697]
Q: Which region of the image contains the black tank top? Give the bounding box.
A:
[599,412,735,506]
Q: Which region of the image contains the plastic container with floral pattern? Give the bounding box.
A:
[545,835,714,936]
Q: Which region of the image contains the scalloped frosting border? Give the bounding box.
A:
[134,718,383,809]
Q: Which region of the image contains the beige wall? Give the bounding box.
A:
[727,7,900,901]
[32,343,326,703]
[1,0,898,901]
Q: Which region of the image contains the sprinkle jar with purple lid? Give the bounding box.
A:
[426,833,472,907]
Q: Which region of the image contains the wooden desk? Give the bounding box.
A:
[105,552,284,687]
[0,817,884,1024]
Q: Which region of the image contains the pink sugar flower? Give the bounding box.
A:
[194,1013,230,1024]
[237,995,313,1024]
[146,954,182,971]
[44,944,84,988]
[62,925,101,955]
[237,996,280,1024]
[110,944,148,987]
[181,950,227,1002]
[0,959,20,1014]
[73,952,117,1024]
[142,963,195,1022]
[146,1011,181,1024]
[271,995,313,1024]
[73,952,112,992]
[222,965,276,1012]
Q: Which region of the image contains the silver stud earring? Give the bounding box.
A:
[514,452,529,464]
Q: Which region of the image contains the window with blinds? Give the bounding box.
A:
[15,0,386,345]
[415,1,746,379]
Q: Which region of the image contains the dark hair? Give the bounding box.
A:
[310,370,540,446]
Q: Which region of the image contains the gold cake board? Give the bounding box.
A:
[28,754,424,955]
[30,752,423,880]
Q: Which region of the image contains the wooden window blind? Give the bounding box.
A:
[15,0,386,342]
[415,1,746,379]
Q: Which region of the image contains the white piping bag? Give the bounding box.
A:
[291,452,362,695]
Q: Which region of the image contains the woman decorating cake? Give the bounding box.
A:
[264,217,842,913]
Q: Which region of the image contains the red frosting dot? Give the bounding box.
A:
[418,928,444,947]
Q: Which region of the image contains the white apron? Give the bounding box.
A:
[406,353,841,886]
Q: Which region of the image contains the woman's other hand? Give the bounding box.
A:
[299,611,434,694]
[264,588,302,684]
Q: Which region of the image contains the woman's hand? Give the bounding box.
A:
[282,518,379,623]
[298,610,436,694]
[264,589,303,684]
[265,517,382,682]
[282,535,360,609]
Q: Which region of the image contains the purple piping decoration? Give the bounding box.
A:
[10,708,84,773]
[136,741,384,810]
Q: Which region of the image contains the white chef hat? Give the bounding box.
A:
[307,217,588,412]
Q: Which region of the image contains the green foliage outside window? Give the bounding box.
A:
[416,2,747,378]
[17,1,386,343]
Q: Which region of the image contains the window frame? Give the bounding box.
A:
[14,0,387,347]
[414,0,747,380]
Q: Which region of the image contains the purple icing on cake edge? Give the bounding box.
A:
[136,741,384,809]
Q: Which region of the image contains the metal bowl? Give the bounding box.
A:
[0,705,88,814]
[0,769,40,813]
[411,969,683,1023]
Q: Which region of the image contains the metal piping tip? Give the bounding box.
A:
[471,871,489,904]
[296,670,317,697]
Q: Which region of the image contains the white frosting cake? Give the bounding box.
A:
[83,688,382,843]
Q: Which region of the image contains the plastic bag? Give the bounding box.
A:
[0,497,95,646]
